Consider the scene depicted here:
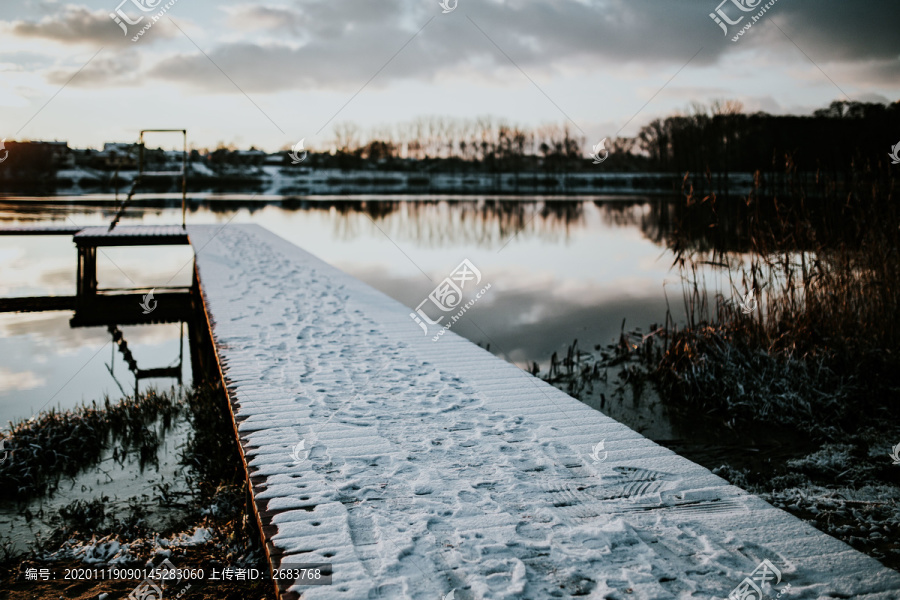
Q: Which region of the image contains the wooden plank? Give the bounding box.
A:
[0,225,83,235]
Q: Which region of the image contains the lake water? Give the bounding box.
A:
[0,196,689,430]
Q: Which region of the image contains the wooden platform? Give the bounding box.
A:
[188,224,900,600]
[74,225,189,247]
[0,225,192,327]
[0,224,189,245]
[0,225,83,235]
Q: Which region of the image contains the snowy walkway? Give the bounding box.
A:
[188,224,900,600]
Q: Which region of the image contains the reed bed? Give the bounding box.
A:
[0,390,184,500]
[610,162,900,436]
[1,383,265,575]
[530,163,900,568]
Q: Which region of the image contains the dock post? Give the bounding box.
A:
[76,245,98,302]
[182,129,187,229]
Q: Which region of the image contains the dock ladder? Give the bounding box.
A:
[110,129,187,231]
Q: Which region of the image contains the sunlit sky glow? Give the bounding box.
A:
[0,0,898,152]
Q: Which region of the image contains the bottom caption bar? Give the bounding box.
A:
[30,562,332,586]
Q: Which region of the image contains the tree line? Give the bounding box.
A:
[2,99,898,188]
[314,99,900,175]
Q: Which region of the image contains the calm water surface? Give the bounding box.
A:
[0,197,695,429]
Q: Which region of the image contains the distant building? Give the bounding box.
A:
[97,143,139,169]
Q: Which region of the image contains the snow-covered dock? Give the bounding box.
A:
[0,224,188,243]
[0,225,84,235]
[74,224,188,246]
[188,224,900,600]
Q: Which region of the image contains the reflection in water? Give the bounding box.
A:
[0,197,687,397]
[3,197,593,250]
[2,195,727,254]
[330,200,587,248]
[0,313,194,428]
[0,243,197,426]
[0,196,733,445]
[105,323,184,398]
[0,260,218,554]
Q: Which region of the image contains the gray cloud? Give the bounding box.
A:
[9,3,177,46]
[7,0,899,96]
[144,0,900,94]
[148,0,714,94]
[773,0,900,64]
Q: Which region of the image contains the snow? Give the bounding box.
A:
[41,528,216,568]
[175,527,213,547]
[56,167,108,182]
[45,536,138,565]
[155,527,213,548]
[190,162,216,177]
[188,224,900,600]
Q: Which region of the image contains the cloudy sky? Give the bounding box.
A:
[0,0,897,152]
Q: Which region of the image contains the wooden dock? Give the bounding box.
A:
[186,224,900,600]
[0,225,84,235]
[73,225,188,246]
[0,225,192,324]
[0,224,197,397]
[0,224,188,243]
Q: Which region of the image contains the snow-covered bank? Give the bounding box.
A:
[6,167,762,198]
[189,224,900,600]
